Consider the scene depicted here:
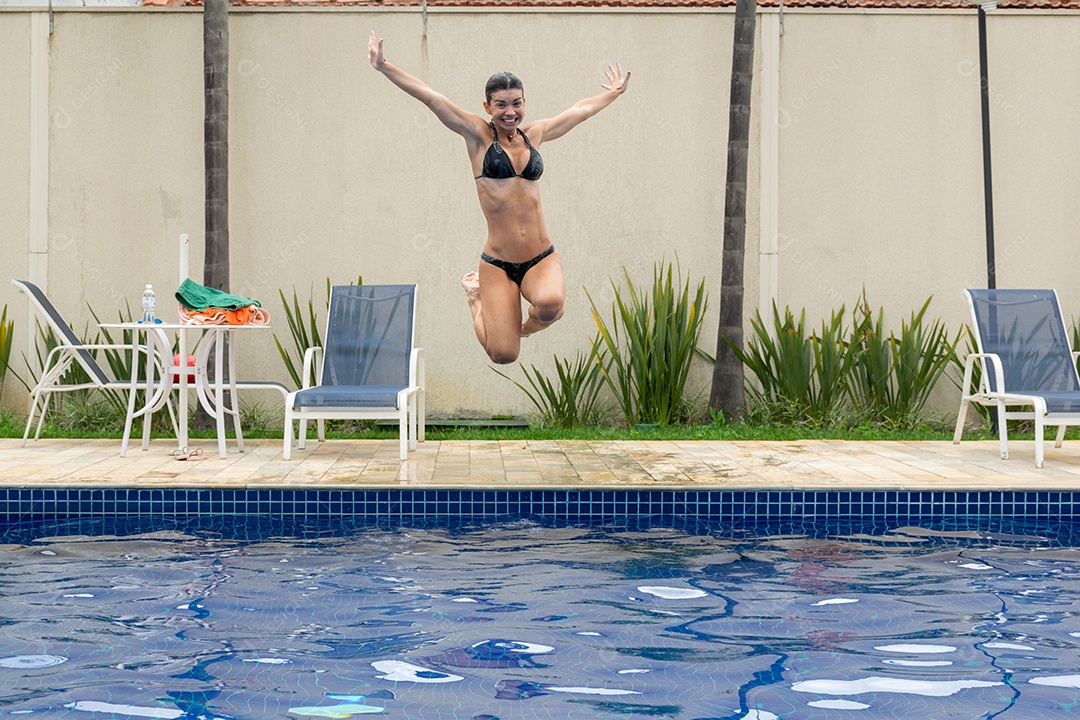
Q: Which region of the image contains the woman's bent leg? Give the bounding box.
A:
[467,262,525,364]
[519,251,565,338]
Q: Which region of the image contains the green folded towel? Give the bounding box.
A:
[175,278,262,312]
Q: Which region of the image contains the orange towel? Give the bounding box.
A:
[179,304,270,326]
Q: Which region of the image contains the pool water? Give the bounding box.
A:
[2,517,1080,719]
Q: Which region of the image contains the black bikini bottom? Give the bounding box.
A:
[480,244,556,287]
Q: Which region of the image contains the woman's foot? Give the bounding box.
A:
[461,271,480,303]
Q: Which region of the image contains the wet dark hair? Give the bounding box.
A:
[485,71,524,103]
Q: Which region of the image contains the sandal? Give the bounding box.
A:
[170,446,205,461]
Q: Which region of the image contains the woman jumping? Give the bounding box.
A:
[369,31,630,364]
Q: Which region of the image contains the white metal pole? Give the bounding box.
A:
[179,233,190,285]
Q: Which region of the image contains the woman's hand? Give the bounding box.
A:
[368,31,385,71]
[602,63,631,94]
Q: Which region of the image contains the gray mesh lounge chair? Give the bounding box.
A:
[12,279,176,455]
[283,284,424,461]
[954,288,1080,467]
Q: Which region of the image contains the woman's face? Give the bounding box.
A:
[484,89,526,134]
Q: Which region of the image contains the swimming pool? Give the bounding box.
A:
[2,517,1080,719]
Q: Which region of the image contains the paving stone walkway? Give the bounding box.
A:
[2,438,1078,489]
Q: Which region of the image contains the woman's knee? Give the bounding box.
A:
[484,335,521,364]
[530,297,564,325]
[486,345,520,365]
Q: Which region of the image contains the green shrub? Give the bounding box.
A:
[586,261,707,426]
[54,395,123,435]
[493,335,611,429]
[240,399,282,435]
[0,305,20,408]
[733,293,960,430]
[730,304,852,427]
[849,294,961,429]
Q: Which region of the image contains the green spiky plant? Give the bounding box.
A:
[586,261,707,426]
[850,293,961,429]
[0,305,21,408]
[730,304,852,427]
[493,334,611,428]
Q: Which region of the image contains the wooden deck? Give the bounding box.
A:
[2,437,1078,490]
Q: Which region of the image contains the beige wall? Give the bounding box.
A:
[1,7,1077,418]
[775,9,1080,333]
[0,13,31,398]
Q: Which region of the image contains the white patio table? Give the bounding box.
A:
[99,321,274,458]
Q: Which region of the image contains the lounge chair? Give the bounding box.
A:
[12,279,176,455]
[954,288,1080,467]
[283,284,424,461]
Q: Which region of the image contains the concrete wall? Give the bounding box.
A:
[0,13,31,403]
[2,7,1077,419]
[774,10,1080,331]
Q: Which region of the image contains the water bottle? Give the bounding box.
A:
[141,284,156,324]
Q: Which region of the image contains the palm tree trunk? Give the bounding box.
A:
[710,0,757,423]
[200,0,229,429]
[204,0,229,294]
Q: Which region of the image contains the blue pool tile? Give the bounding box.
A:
[1,487,1080,522]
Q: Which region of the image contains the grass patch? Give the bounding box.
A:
[0,418,979,443]
[3,404,1076,444]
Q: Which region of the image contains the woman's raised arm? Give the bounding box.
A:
[529,63,631,144]
[368,31,481,138]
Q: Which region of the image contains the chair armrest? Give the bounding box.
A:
[78,343,153,352]
[965,352,1006,395]
[42,343,151,369]
[301,346,323,389]
[410,347,425,388]
[39,344,79,379]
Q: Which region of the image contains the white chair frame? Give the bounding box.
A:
[13,279,176,455]
[953,288,1080,468]
[282,286,425,461]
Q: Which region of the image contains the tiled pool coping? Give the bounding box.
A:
[3,437,1080,522]
[1,487,1078,522]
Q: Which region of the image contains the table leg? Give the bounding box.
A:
[178,327,189,450]
[141,329,156,450]
[214,328,227,458]
[192,329,226,458]
[119,330,140,458]
[227,333,245,452]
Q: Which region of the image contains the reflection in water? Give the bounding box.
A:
[1,518,1080,718]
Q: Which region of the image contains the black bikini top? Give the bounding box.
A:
[476,121,544,181]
